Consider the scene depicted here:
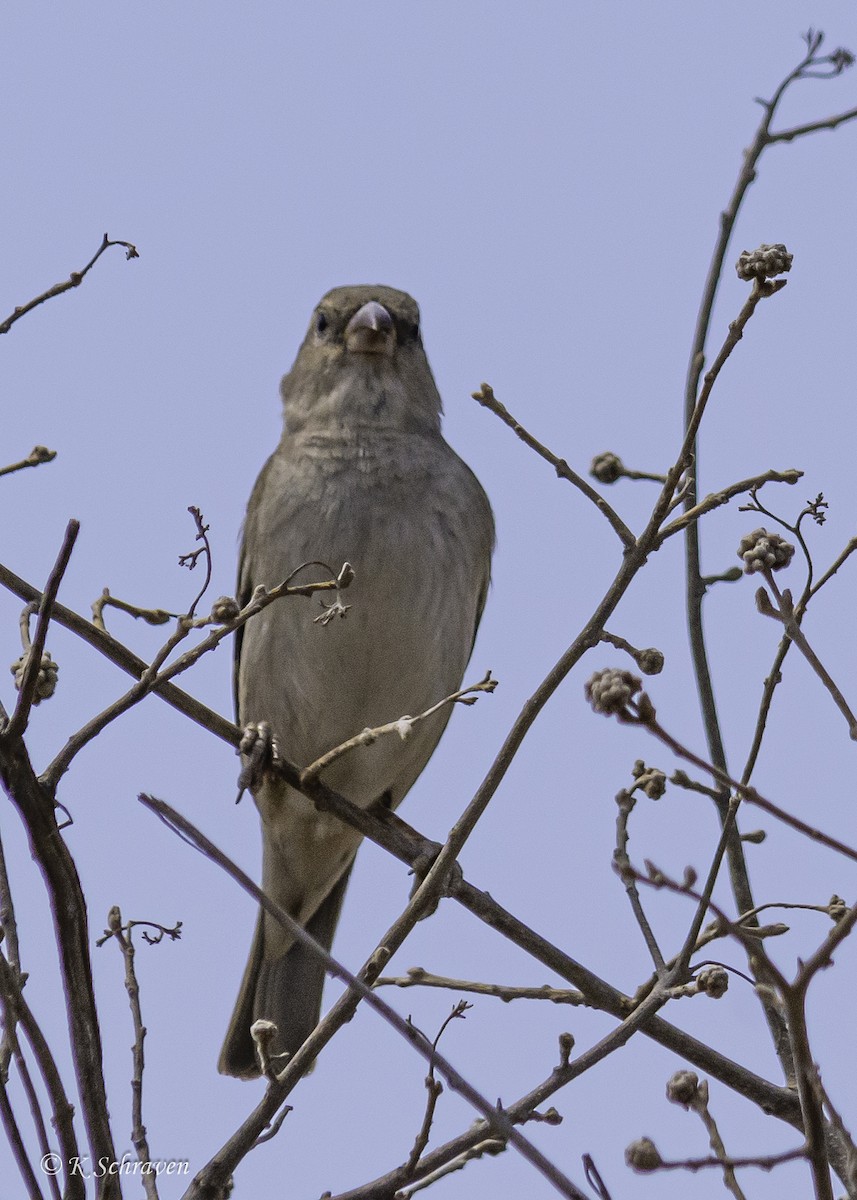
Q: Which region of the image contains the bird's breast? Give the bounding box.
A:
[238,433,490,803]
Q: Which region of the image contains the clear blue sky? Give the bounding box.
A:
[2,5,857,1198]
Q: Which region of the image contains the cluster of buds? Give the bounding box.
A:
[625,1136,662,1173]
[10,651,59,704]
[585,669,655,724]
[736,243,793,282]
[665,1069,707,1110]
[632,759,667,800]
[210,595,241,623]
[695,965,729,999]
[635,647,665,676]
[737,528,795,575]
[590,451,624,484]
[585,668,642,716]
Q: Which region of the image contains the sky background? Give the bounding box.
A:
[2,4,857,1198]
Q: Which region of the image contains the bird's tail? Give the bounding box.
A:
[218,866,353,1078]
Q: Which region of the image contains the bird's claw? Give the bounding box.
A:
[236,721,278,801]
[409,841,464,915]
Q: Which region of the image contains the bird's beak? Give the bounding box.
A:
[344,301,395,356]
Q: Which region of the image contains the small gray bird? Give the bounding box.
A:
[219,286,494,1078]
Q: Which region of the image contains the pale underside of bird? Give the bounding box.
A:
[219,285,494,1078]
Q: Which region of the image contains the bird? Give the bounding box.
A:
[218,285,494,1078]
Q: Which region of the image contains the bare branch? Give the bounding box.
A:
[300,672,497,783]
[0,1076,47,1200]
[678,31,857,1097]
[659,468,802,541]
[758,573,857,739]
[101,908,161,1200]
[0,234,138,335]
[0,952,81,1200]
[626,700,857,865]
[0,446,57,479]
[0,746,119,1195]
[40,561,351,790]
[472,383,636,548]
[613,788,668,975]
[374,968,586,1006]
[5,520,79,740]
[402,1002,472,1180]
[139,795,590,1200]
[768,105,857,143]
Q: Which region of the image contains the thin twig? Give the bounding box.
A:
[5,520,79,740]
[251,1105,292,1148]
[180,506,214,620]
[659,469,802,541]
[103,909,160,1200]
[739,534,857,786]
[0,234,138,335]
[0,973,63,1200]
[673,796,740,979]
[599,631,664,675]
[779,989,834,1200]
[403,1002,471,1178]
[647,1147,807,1173]
[808,537,857,599]
[0,1075,46,1200]
[472,383,636,548]
[0,745,120,1196]
[41,563,351,790]
[678,33,857,1088]
[375,969,586,1006]
[91,589,175,632]
[0,559,806,1143]
[330,988,670,1200]
[759,573,857,739]
[0,446,57,479]
[139,795,590,1200]
[301,673,497,782]
[769,105,857,143]
[0,831,21,976]
[392,1140,506,1198]
[638,708,857,864]
[613,790,667,975]
[0,953,81,1200]
[692,1082,747,1200]
[414,283,778,971]
[794,900,857,993]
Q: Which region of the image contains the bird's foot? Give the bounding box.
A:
[409,841,464,915]
[236,721,279,802]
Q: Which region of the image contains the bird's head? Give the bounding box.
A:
[280,286,443,437]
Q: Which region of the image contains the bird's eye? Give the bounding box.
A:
[315,311,329,335]
[409,322,420,341]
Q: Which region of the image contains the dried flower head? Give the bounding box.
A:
[666,1070,701,1108]
[696,966,729,999]
[625,1137,662,1173]
[590,452,623,484]
[736,243,793,282]
[10,651,59,704]
[210,596,241,623]
[830,47,856,73]
[632,759,667,799]
[636,647,665,676]
[738,528,795,574]
[585,668,642,716]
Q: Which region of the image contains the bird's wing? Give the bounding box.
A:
[233,453,275,722]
